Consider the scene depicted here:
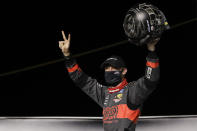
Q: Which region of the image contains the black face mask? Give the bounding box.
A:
[105,71,123,86]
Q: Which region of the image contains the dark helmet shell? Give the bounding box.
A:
[123,3,170,46]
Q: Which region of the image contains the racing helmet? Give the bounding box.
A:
[123,3,170,46]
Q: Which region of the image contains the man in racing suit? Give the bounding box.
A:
[59,31,160,131]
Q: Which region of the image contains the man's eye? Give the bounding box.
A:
[105,67,110,70]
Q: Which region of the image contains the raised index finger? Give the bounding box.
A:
[61,30,67,41]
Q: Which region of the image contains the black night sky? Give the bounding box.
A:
[0,0,196,116]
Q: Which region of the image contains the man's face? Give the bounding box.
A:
[105,66,122,72]
[105,66,127,76]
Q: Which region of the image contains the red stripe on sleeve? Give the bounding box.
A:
[67,64,79,72]
[146,61,159,68]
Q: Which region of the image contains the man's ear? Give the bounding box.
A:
[122,68,127,75]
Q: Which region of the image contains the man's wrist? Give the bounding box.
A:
[147,46,155,52]
[63,52,70,57]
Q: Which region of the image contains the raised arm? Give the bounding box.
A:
[127,38,160,109]
[58,31,105,107]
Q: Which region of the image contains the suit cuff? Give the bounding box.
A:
[64,55,77,68]
[146,51,159,63]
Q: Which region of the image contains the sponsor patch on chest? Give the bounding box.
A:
[113,93,123,103]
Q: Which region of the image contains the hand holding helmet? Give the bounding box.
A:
[147,38,160,52]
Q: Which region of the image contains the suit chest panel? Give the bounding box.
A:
[103,88,128,107]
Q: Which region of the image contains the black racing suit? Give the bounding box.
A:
[65,52,160,131]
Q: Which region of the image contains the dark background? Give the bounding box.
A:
[0,0,196,116]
